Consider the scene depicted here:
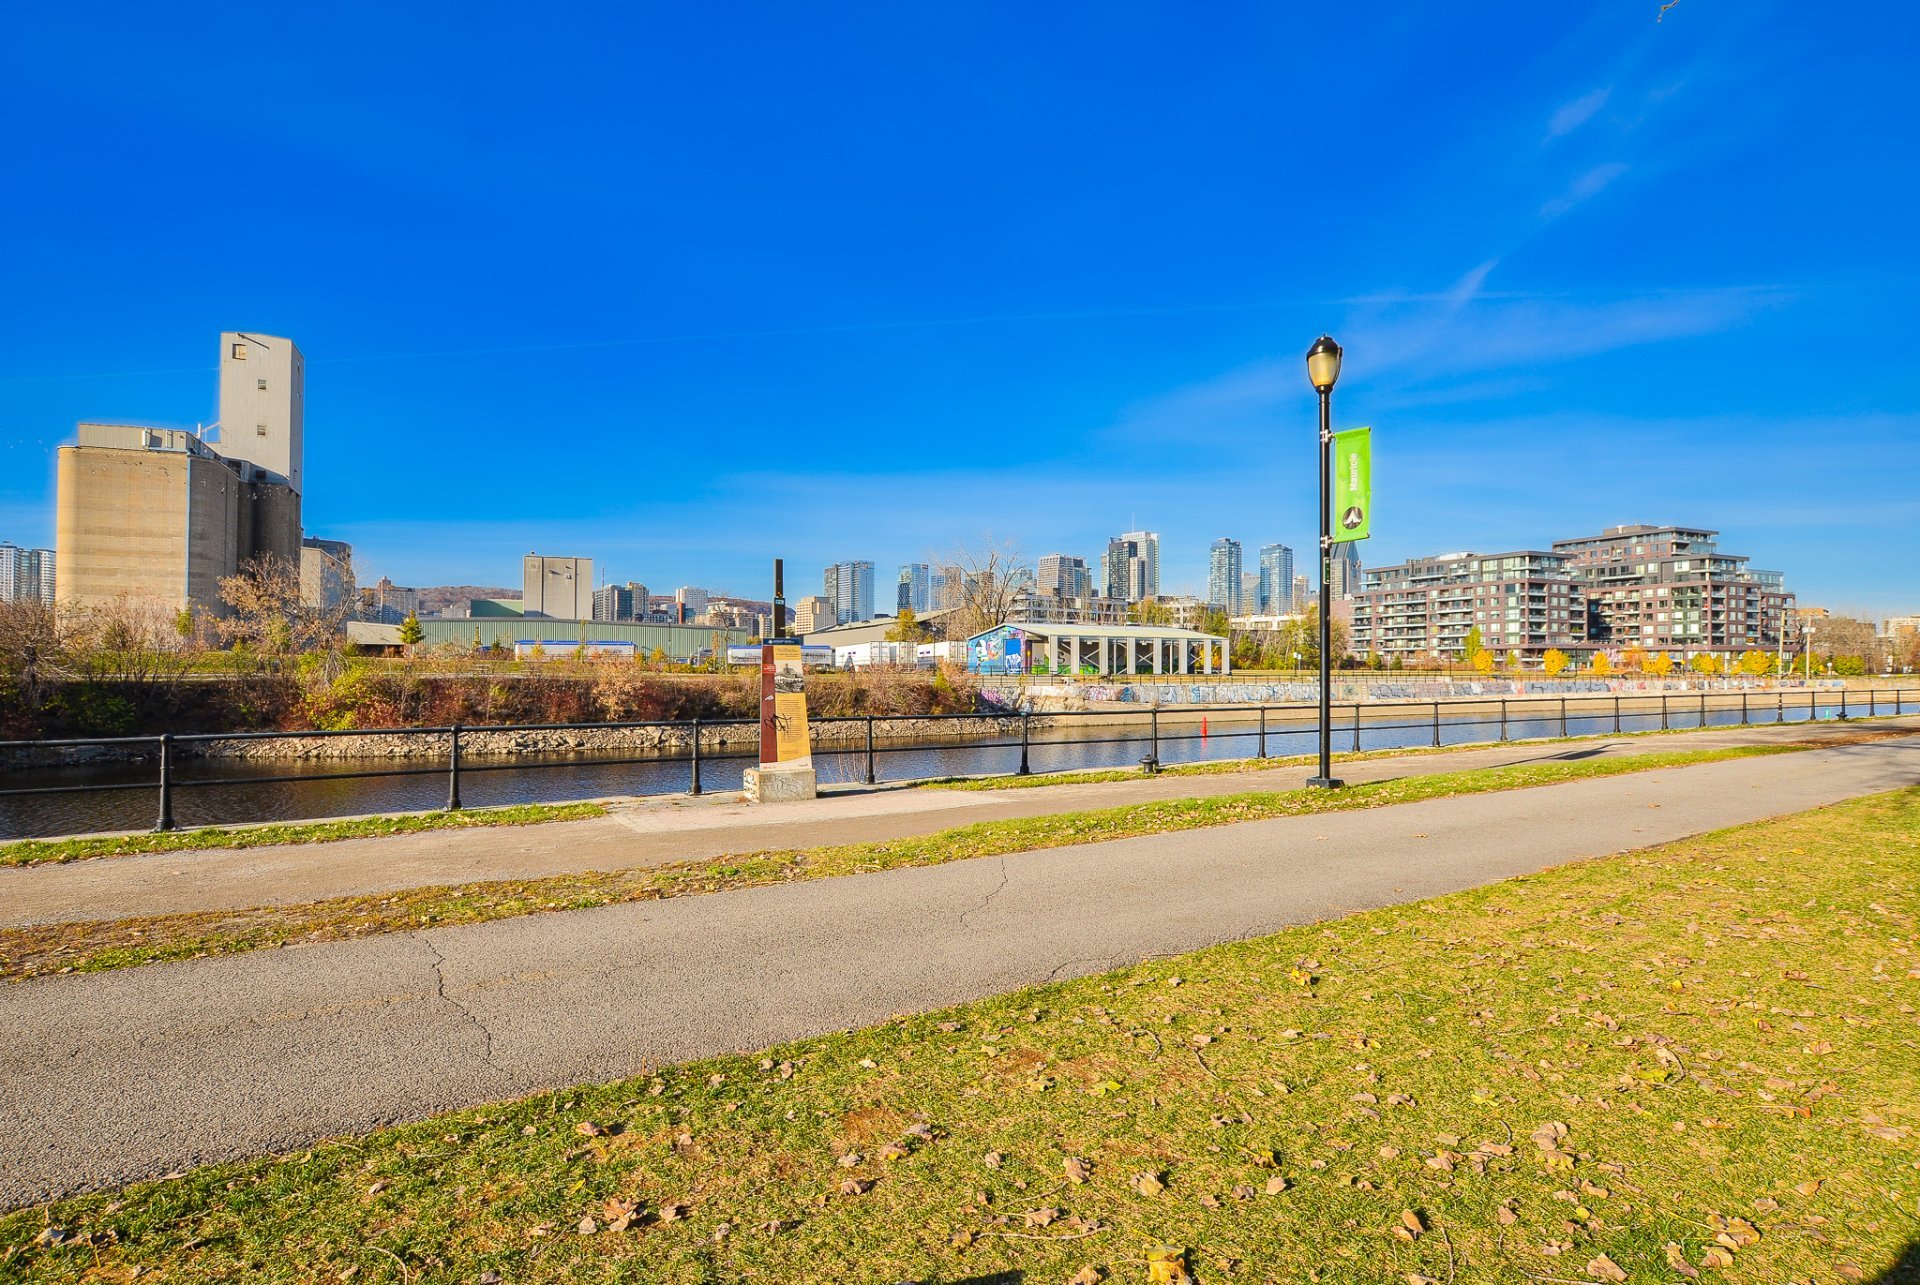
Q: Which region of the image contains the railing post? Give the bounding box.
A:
[1432,700,1441,748]
[1840,686,1848,720]
[1148,707,1160,772]
[1559,697,1568,738]
[1661,695,1669,730]
[1258,706,1268,759]
[1700,691,1708,728]
[153,733,176,833]
[1017,709,1031,776]
[1499,698,1508,742]
[446,723,463,811]
[1613,695,1621,734]
[865,715,876,784]
[1351,703,1361,753]
[1869,687,1876,717]
[1777,689,1784,723]
[1741,691,1748,726]
[689,718,703,795]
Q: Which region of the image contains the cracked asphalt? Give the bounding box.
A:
[3,735,1917,1208]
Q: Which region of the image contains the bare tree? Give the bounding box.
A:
[0,598,63,710]
[932,539,1032,641]
[216,553,352,669]
[61,594,201,687]
[1810,616,1880,667]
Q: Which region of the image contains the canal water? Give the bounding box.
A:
[0,695,1856,840]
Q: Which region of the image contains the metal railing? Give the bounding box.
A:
[0,687,1912,840]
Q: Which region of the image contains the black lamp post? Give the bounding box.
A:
[1305,334,1344,788]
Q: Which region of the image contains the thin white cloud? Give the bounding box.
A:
[1541,162,1630,219]
[1546,86,1612,139]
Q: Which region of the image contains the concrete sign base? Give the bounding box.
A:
[744,765,818,803]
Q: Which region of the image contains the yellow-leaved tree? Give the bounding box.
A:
[1645,650,1674,676]
[1471,649,1496,674]
[1590,650,1614,677]
[1542,648,1569,676]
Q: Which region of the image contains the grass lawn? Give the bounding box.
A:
[0,802,609,868]
[6,787,1919,1282]
[3,744,1798,982]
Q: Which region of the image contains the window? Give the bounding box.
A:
[256,422,268,436]
[231,343,247,360]
[256,378,267,390]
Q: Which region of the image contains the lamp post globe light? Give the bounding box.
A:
[1305,334,1344,789]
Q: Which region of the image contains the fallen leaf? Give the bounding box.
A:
[1400,1209,1425,1236]
[838,1178,870,1195]
[574,1122,604,1138]
[1130,1171,1166,1197]
[983,1151,1004,1170]
[1700,1245,1735,1269]
[1664,1243,1700,1279]
[1146,1245,1192,1284]
[1023,1206,1061,1228]
[712,1222,731,1241]
[1065,1157,1092,1184]
[1265,1175,1290,1194]
[1068,1268,1105,1285]
[576,1217,598,1236]
[837,1151,862,1168]
[1585,1253,1627,1282]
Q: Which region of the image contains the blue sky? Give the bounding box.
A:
[2,3,1915,614]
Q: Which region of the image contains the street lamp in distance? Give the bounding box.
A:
[1305,333,1344,789]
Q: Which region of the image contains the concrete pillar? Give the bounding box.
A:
[1125,637,1136,675]
[1203,638,1214,675]
[1179,639,1190,675]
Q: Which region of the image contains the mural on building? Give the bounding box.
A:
[967,625,1029,675]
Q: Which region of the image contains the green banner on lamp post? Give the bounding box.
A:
[1332,426,1371,543]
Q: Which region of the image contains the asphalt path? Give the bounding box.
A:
[3,735,1916,1208]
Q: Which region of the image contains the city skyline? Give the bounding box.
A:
[1,6,1915,617]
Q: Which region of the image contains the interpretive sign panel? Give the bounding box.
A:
[759,643,812,768]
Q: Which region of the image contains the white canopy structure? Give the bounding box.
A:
[964,621,1230,677]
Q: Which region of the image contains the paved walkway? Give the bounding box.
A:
[6,715,1915,926]
[3,734,1917,1208]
